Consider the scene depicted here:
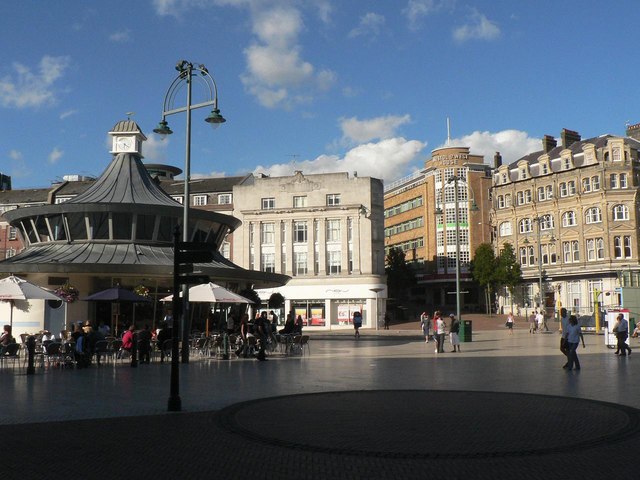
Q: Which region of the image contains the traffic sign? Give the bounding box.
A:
[175,242,215,264]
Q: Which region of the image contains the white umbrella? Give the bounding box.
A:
[0,275,62,328]
[161,283,253,304]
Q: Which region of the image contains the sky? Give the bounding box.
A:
[2,0,640,189]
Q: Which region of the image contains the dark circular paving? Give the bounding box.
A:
[218,390,640,459]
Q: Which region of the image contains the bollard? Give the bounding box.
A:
[26,335,36,375]
[130,332,138,368]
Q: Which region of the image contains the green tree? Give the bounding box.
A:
[470,243,498,315]
[496,243,522,314]
[385,247,415,302]
[268,292,285,309]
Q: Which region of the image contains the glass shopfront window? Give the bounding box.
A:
[292,300,326,327]
[334,300,365,326]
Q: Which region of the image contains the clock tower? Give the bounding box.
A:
[109,119,147,156]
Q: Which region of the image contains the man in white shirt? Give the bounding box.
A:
[536,310,546,332]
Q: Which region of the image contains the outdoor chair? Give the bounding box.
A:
[93,340,110,365]
[0,343,21,370]
[44,342,62,368]
[300,335,310,356]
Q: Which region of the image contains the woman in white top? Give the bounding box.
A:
[563,315,585,370]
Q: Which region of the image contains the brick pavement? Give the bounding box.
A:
[1,328,638,479]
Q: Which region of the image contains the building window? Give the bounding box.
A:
[294,251,308,275]
[613,204,629,221]
[293,221,308,243]
[326,194,341,206]
[385,196,423,218]
[218,193,232,204]
[55,197,71,204]
[563,157,572,170]
[537,187,546,202]
[519,218,532,234]
[498,195,505,208]
[261,223,275,244]
[261,197,275,210]
[610,174,618,189]
[193,195,207,206]
[592,176,600,190]
[8,227,17,240]
[541,163,548,174]
[545,185,553,199]
[5,247,16,258]
[563,241,580,262]
[261,252,275,273]
[614,236,632,259]
[519,247,527,265]
[499,222,512,236]
[539,214,554,230]
[620,173,628,188]
[612,147,622,162]
[501,173,507,184]
[221,241,230,259]
[559,183,568,197]
[293,196,307,208]
[527,246,535,265]
[585,207,601,224]
[520,168,528,180]
[562,211,576,227]
[327,250,341,274]
[568,180,576,195]
[586,238,605,261]
[326,219,341,242]
[541,244,555,265]
[172,196,183,204]
[524,190,532,203]
[582,178,591,192]
[505,194,511,207]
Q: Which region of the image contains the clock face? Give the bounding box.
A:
[116,136,134,151]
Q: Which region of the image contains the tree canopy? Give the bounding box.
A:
[385,247,415,300]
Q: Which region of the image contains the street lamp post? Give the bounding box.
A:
[526,216,555,330]
[154,61,225,407]
[435,175,478,330]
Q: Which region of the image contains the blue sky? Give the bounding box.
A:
[2,0,640,189]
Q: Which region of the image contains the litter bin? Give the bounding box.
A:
[460,320,472,342]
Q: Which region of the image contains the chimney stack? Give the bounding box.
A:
[542,135,557,153]
[626,122,640,141]
[561,128,581,149]
[493,152,502,168]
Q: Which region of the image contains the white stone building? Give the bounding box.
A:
[232,171,387,330]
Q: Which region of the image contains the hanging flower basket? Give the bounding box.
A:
[55,283,79,303]
[134,284,149,297]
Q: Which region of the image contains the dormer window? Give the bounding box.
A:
[613,147,622,162]
[520,168,528,180]
[563,157,572,170]
[540,162,549,175]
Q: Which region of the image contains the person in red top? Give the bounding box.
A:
[120,324,135,358]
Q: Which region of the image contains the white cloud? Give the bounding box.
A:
[348,12,385,39]
[109,30,131,42]
[340,114,412,144]
[453,11,500,42]
[141,134,170,162]
[253,137,425,182]
[60,109,78,120]
[403,0,454,30]
[0,55,71,109]
[48,147,63,165]
[8,150,30,178]
[444,130,540,165]
[240,4,336,109]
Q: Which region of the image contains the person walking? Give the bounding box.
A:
[536,309,546,332]
[434,311,446,354]
[563,315,585,370]
[505,312,515,335]
[559,308,569,368]
[614,313,632,356]
[383,312,390,330]
[529,312,537,334]
[420,312,431,343]
[353,311,363,339]
[449,314,461,352]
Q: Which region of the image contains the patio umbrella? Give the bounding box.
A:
[161,283,253,304]
[161,283,253,335]
[83,286,151,334]
[0,275,62,328]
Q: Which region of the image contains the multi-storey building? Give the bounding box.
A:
[492,126,640,317]
[384,144,493,313]
[233,171,387,330]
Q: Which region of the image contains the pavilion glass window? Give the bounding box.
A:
[112,213,133,240]
[67,213,88,240]
[48,215,67,241]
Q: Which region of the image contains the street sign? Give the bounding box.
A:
[175,242,215,264]
[178,275,210,285]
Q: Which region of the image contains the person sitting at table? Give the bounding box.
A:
[279,313,295,335]
[235,314,250,358]
[0,325,14,354]
[157,322,172,363]
[41,330,56,342]
[292,315,303,334]
[119,324,135,359]
[137,324,152,364]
